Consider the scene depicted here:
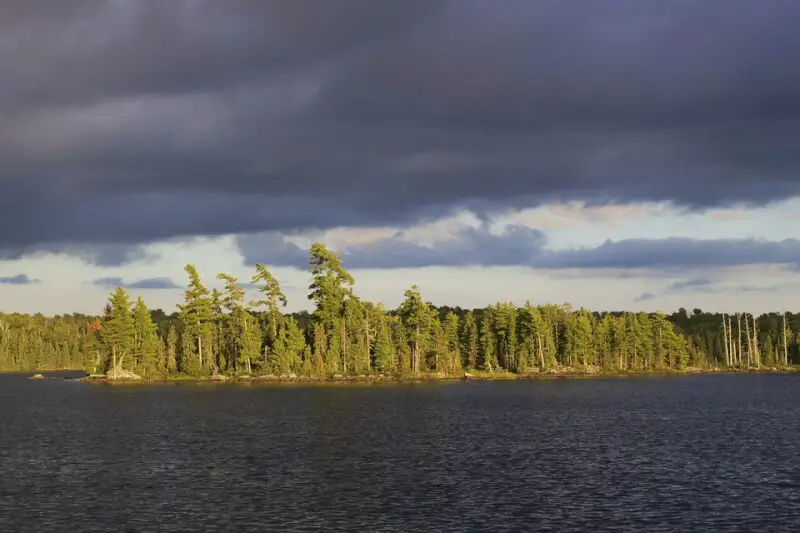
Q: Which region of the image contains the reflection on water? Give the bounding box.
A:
[1,373,799,532]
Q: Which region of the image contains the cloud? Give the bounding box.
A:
[238,224,800,272]
[665,278,716,293]
[0,274,40,285]
[91,277,182,290]
[0,242,155,266]
[536,237,800,270]
[0,1,799,256]
[639,276,796,301]
[238,224,547,269]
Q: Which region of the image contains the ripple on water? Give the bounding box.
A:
[0,374,799,532]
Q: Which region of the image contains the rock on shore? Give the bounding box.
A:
[106,368,142,381]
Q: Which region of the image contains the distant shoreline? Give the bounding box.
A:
[25,365,789,385]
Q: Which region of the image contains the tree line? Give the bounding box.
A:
[1,243,798,376]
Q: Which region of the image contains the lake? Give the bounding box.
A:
[1,373,798,532]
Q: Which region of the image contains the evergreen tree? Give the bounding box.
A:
[461,311,479,370]
[398,285,434,373]
[250,263,287,349]
[132,296,160,376]
[373,317,395,373]
[444,312,461,374]
[165,323,178,374]
[479,313,497,372]
[178,264,213,375]
[240,312,261,375]
[101,287,135,375]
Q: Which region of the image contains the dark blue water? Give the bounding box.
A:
[1,373,799,532]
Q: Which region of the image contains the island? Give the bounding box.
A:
[3,243,798,383]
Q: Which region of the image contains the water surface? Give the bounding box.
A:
[1,373,798,532]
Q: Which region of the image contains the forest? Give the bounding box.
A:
[0,243,797,378]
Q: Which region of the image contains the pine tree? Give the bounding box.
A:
[392,317,412,374]
[211,288,225,371]
[444,312,461,374]
[101,287,135,376]
[312,323,327,377]
[398,285,434,373]
[165,323,178,374]
[373,317,395,373]
[307,244,356,373]
[218,273,250,374]
[132,296,160,376]
[238,312,260,375]
[461,311,479,370]
[250,263,287,350]
[178,264,213,375]
[479,313,497,372]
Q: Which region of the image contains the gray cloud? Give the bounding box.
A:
[91,277,182,290]
[1,1,800,257]
[237,224,547,269]
[238,227,800,272]
[0,241,155,267]
[0,274,40,285]
[538,237,800,270]
[638,276,794,302]
[666,278,716,294]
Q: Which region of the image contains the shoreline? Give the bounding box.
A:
[69,365,799,385]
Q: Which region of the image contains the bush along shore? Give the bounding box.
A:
[3,243,799,381]
[78,366,799,386]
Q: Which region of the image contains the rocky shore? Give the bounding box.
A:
[72,365,798,385]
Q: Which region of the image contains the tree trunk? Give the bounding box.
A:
[752,315,759,369]
[364,316,371,373]
[744,314,752,368]
[537,334,545,369]
[414,324,420,373]
[783,313,789,366]
[341,317,347,374]
[735,314,742,366]
[728,315,734,366]
[722,314,729,366]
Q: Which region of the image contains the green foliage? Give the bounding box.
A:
[398,285,436,373]
[250,263,287,346]
[132,296,160,376]
[373,317,395,373]
[307,243,354,335]
[101,287,135,372]
[444,312,461,373]
[461,311,479,370]
[178,264,213,372]
[165,323,178,374]
[5,246,800,378]
[478,312,497,371]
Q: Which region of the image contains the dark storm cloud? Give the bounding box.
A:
[0,274,40,285]
[237,224,547,269]
[91,277,182,290]
[536,238,800,270]
[2,0,800,260]
[0,241,155,267]
[238,228,800,271]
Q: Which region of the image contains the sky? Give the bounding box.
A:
[1,0,800,316]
